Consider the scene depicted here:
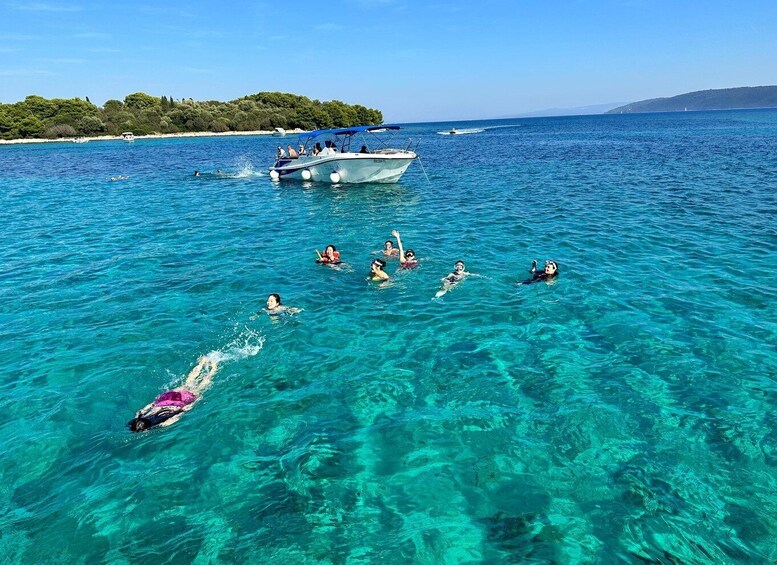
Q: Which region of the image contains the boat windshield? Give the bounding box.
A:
[298,125,401,154]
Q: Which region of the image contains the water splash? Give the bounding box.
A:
[207,327,265,364]
[223,157,265,178]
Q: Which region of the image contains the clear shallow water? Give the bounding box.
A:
[1,111,776,563]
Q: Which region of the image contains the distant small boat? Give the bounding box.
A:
[121,132,135,142]
[437,127,483,136]
[73,137,88,144]
[272,128,286,137]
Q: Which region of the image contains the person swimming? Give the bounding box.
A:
[316,245,341,264]
[392,230,418,269]
[443,260,469,283]
[127,356,218,432]
[382,239,399,257]
[265,293,301,315]
[521,259,559,284]
[436,260,470,297]
[368,258,389,281]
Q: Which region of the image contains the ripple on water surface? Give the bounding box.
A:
[1,112,776,562]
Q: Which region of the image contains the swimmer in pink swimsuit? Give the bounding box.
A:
[128,356,218,432]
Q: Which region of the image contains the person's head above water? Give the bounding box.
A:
[372,258,386,269]
[384,240,394,250]
[128,417,152,433]
[454,260,465,272]
[405,249,416,260]
[267,293,282,309]
[325,244,336,255]
[544,260,558,275]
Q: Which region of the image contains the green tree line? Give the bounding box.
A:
[0,92,384,140]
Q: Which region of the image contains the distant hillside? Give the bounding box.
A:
[607,86,777,114]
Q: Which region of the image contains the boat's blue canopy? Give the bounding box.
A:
[299,125,399,142]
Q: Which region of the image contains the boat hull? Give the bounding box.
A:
[270,152,415,184]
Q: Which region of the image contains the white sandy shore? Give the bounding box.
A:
[0,128,305,145]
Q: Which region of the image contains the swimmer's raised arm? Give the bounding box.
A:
[392,230,407,263]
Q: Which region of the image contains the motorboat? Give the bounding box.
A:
[121,132,135,142]
[268,125,416,184]
[272,127,286,137]
[73,137,88,143]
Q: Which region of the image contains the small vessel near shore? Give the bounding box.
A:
[121,132,135,143]
[272,127,286,137]
[72,137,88,143]
[268,125,417,184]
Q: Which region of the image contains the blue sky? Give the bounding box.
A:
[1,0,776,122]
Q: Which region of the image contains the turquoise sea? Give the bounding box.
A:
[1,110,776,563]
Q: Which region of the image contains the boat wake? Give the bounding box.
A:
[437,128,485,135]
[437,124,522,136]
[484,124,523,131]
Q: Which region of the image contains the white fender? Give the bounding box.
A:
[329,171,341,183]
[301,169,311,180]
[269,170,280,180]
